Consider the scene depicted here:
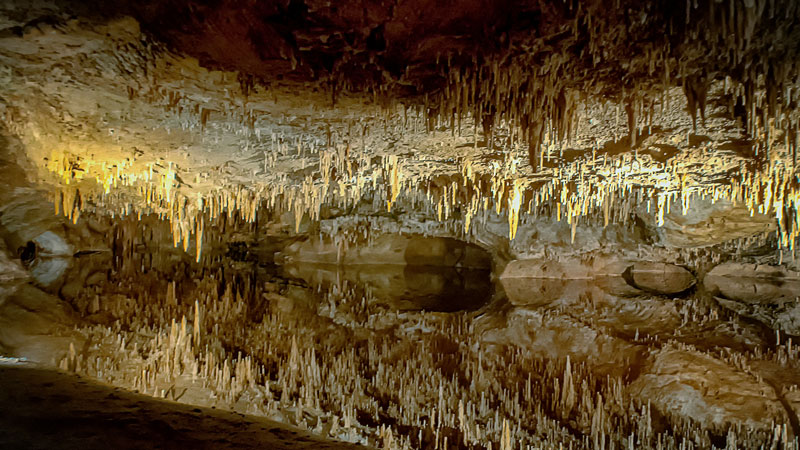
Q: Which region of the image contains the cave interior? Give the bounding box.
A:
[1,0,800,448]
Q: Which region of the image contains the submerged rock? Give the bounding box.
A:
[629,348,786,431]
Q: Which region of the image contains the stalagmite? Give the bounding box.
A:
[5,2,800,449]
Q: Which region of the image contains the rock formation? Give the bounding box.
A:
[0,0,800,448]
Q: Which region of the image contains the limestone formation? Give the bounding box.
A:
[622,262,696,295]
[0,0,800,448]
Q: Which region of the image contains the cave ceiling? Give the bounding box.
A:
[5,2,800,448]
[121,0,800,148]
[0,0,799,258]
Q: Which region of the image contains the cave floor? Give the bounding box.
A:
[0,360,366,450]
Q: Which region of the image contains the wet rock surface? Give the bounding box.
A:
[278,234,492,269]
[0,240,27,283]
[622,262,695,295]
[0,363,363,450]
[477,307,648,380]
[707,263,800,336]
[629,347,787,432]
[705,263,800,304]
[500,257,696,299]
[0,283,79,362]
[638,198,778,249]
[282,262,492,312]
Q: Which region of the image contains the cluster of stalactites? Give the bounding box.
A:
[404,0,800,174]
[46,133,800,262]
[423,54,581,173]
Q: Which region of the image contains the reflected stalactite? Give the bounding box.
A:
[2,1,800,448]
[14,210,793,449]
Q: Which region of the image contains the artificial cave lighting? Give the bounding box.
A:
[1,0,800,449]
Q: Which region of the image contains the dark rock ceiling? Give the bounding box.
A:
[49,0,800,167]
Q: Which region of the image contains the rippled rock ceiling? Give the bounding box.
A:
[2,0,800,449]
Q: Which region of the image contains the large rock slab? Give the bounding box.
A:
[0,283,80,363]
[500,277,596,307]
[501,258,593,279]
[622,262,695,295]
[500,257,695,305]
[500,257,637,306]
[32,231,73,257]
[0,187,64,253]
[629,348,787,431]
[500,256,631,280]
[0,241,27,283]
[706,263,800,334]
[637,197,776,248]
[282,262,492,311]
[590,296,683,338]
[477,307,646,379]
[277,234,491,269]
[704,263,800,304]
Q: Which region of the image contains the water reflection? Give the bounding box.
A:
[500,274,769,352]
[706,272,800,304]
[281,262,493,312]
[500,276,639,307]
[4,212,800,450]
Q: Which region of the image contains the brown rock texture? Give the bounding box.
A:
[629,347,787,432]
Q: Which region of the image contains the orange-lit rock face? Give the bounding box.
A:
[2,0,800,449]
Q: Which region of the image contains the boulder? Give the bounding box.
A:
[629,348,787,431]
[622,262,695,295]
